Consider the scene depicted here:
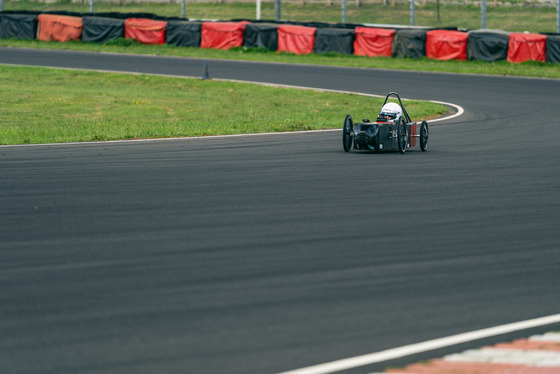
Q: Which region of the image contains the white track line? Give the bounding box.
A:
[218,77,464,123]
[277,313,560,374]
[0,64,464,148]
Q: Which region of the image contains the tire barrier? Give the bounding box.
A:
[201,21,246,50]
[37,14,83,42]
[354,27,395,57]
[392,28,426,59]
[467,29,509,62]
[426,29,468,61]
[0,11,558,63]
[314,27,354,55]
[243,22,278,50]
[507,32,547,63]
[277,24,316,55]
[546,34,560,63]
[82,16,124,43]
[0,12,37,40]
[124,18,167,45]
[166,20,201,48]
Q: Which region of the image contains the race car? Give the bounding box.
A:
[342,92,429,153]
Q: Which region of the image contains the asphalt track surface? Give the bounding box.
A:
[1,48,560,374]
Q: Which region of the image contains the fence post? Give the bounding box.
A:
[481,0,487,28]
[182,0,186,18]
[275,0,281,21]
[89,0,94,13]
[256,0,261,20]
[342,0,347,23]
[557,0,559,33]
[410,0,415,26]
[1,0,4,12]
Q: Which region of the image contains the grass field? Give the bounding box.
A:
[2,0,559,33]
[0,65,447,145]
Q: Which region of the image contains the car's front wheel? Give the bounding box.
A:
[343,114,353,152]
[420,121,429,152]
[398,118,407,154]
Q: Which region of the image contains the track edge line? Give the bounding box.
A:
[277,313,560,374]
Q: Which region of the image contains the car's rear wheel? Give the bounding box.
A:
[420,121,429,152]
[343,114,353,152]
[398,118,407,154]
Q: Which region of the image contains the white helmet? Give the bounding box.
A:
[379,102,402,119]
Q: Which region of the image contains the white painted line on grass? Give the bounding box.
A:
[218,78,464,123]
[0,64,464,148]
[3,63,465,123]
[277,313,560,374]
[428,100,464,123]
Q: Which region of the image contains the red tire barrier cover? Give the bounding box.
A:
[37,14,83,42]
[353,27,395,57]
[124,18,167,45]
[507,33,546,63]
[277,25,316,55]
[200,22,246,50]
[426,30,468,61]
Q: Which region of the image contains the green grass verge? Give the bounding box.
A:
[0,64,447,145]
[1,38,559,79]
